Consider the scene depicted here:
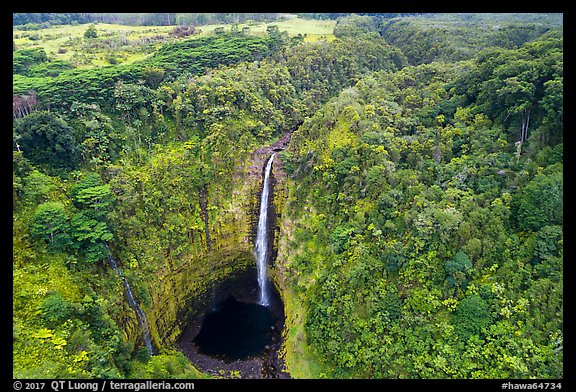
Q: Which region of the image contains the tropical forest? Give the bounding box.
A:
[12,12,563,383]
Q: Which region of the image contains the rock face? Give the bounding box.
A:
[120,131,292,378]
[147,249,256,347]
[245,131,292,180]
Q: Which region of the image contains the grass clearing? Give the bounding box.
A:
[187,17,335,38]
[14,23,175,68]
[13,17,335,70]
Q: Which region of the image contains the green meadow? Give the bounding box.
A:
[13,17,336,69]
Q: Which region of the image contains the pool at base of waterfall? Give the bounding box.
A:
[175,266,288,378]
[193,296,275,361]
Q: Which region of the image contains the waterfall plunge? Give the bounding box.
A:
[255,154,275,306]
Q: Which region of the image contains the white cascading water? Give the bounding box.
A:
[255,153,275,306]
[108,252,155,354]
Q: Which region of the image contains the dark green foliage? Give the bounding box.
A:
[27,60,75,78]
[13,13,93,26]
[380,14,561,65]
[20,169,55,205]
[142,67,165,89]
[41,292,75,326]
[533,225,562,262]
[69,212,112,262]
[68,102,119,167]
[71,172,113,213]
[381,248,406,274]
[531,225,563,281]
[84,24,98,39]
[266,25,288,52]
[135,346,152,363]
[69,172,114,263]
[453,295,493,339]
[75,295,127,378]
[67,328,93,353]
[79,295,119,346]
[381,290,403,322]
[13,33,278,111]
[445,250,472,288]
[12,14,562,379]
[333,14,380,38]
[31,202,71,250]
[478,284,496,303]
[330,226,352,254]
[514,170,562,232]
[453,30,563,146]
[284,24,562,378]
[14,110,79,170]
[13,47,48,74]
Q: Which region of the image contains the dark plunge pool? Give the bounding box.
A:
[193,296,275,361]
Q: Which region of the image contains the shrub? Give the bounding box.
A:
[40,292,75,326]
[453,294,493,339]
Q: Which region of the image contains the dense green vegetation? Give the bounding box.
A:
[280,16,563,378]
[13,32,280,111]
[379,13,562,65]
[13,13,562,380]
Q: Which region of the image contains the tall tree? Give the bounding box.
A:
[14,111,79,170]
[31,202,71,250]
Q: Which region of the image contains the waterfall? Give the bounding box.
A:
[107,252,155,355]
[255,153,275,306]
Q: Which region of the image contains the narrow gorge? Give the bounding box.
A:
[114,133,292,378]
[175,142,288,378]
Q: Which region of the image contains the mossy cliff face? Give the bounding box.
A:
[147,249,256,347]
[143,173,256,350]
[268,156,289,308]
[114,137,291,357]
[112,248,256,353]
[272,181,322,378]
